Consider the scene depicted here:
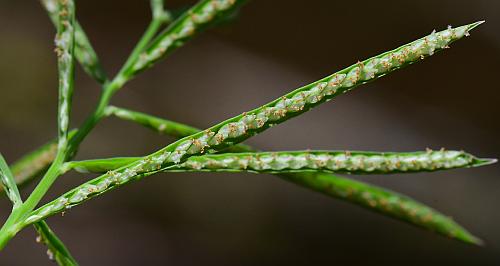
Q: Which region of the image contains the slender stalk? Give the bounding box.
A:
[65,87,114,158]
[8,131,76,190]
[151,0,172,24]
[105,106,253,153]
[1,153,77,265]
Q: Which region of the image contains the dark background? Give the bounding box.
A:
[1,0,499,265]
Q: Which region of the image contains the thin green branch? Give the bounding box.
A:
[9,141,57,189]
[62,157,139,174]
[2,130,76,194]
[151,0,172,23]
[105,106,253,153]
[115,0,175,79]
[106,106,199,138]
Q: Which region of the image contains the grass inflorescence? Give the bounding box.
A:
[0,0,493,264]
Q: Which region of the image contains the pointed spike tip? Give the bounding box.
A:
[461,232,485,246]
[452,225,484,246]
[467,20,485,31]
[474,157,497,167]
[473,236,485,246]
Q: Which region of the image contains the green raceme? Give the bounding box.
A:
[283,172,483,245]
[64,150,494,175]
[54,0,76,150]
[131,0,247,75]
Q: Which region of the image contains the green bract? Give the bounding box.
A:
[0,0,494,264]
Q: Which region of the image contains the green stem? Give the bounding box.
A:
[118,17,165,83]
[0,152,66,249]
[66,12,167,156]
[66,86,114,158]
[0,1,173,249]
[105,106,253,153]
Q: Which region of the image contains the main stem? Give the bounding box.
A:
[0,11,166,249]
[0,90,110,249]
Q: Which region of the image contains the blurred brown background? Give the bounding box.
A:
[1,0,499,265]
